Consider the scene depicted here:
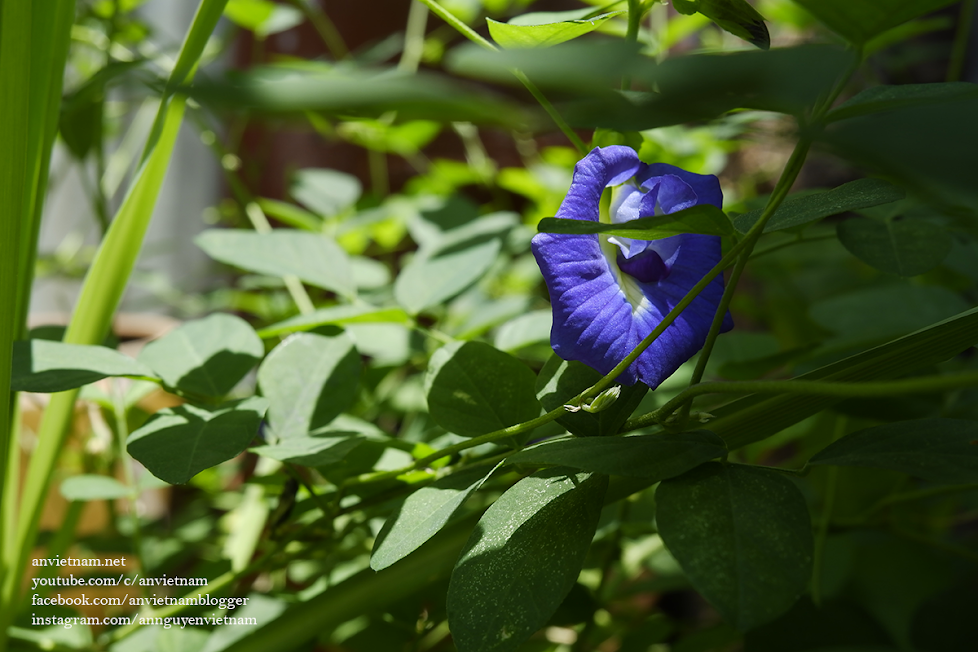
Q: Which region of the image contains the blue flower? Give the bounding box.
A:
[531,146,732,388]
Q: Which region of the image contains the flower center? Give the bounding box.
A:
[616,248,668,283]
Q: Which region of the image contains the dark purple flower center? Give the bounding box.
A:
[616,248,669,283]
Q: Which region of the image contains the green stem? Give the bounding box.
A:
[512,70,588,155]
[750,232,836,259]
[286,0,348,59]
[638,372,978,429]
[677,245,749,427]
[417,0,586,154]
[112,380,143,570]
[621,0,642,90]
[946,0,975,82]
[416,0,495,51]
[399,0,429,73]
[811,415,845,607]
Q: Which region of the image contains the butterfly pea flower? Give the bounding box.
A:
[531,146,732,388]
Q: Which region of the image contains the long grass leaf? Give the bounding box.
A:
[1,0,230,623]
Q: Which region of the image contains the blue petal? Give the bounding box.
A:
[639,163,723,209]
[532,148,732,388]
[555,146,643,223]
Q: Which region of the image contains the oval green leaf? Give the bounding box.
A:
[791,0,958,44]
[60,475,133,501]
[291,168,362,218]
[195,228,354,297]
[12,340,155,393]
[250,433,364,467]
[447,469,608,652]
[487,11,623,49]
[673,0,769,49]
[425,341,541,438]
[837,217,951,277]
[507,430,726,479]
[137,313,263,398]
[394,214,515,315]
[257,331,362,440]
[657,463,813,631]
[127,397,268,485]
[733,178,905,234]
[807,418,978,484]
[371,463,499,571]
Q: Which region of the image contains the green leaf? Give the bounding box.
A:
[250,433,364,467]
[733,178,905,234]
[494,310,552,353]
[257,304,409,339]
[807,419,978,484]
[395,213,516,314]
[11,340,155,392]
[538,203,733,239]
[709,305,978,450]
[487,11,623,49]
[225,0,303,38]
[535,356,647,438]
[256,197,322,231]
[657,463,813,631]
[447,469,608,652]
[137,314,263,398]
[189,64,528,127]
[425,341,540,438]
[837,218,952,277]
[673,0,769,49]
[822,94,978,207]
[810,285,969,349]
[791,0,959,44]
[371,463,498,571]
[60,475,132,501]
[291,168,362,218]
[827,82,978,122]
[507,430,727,479]
[449,42,852,128]
[257,331,361,440]
[127,397,268,485]
[195,229,354,297]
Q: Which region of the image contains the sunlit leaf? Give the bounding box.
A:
[12,340,155,392]
[196,229,355,298]
[138,313,263,397]
[426,341,540,438]
[60,475,132,501]
[487,11,623,49]
[371,463,499,571]
[250,433,364,467]
[257,331,361,440]
[395,213,517,314]
[291,168,361,218]
[127,397,268,484]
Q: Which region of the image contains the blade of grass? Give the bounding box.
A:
[0,0,230,628]
[0,2,76,641]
